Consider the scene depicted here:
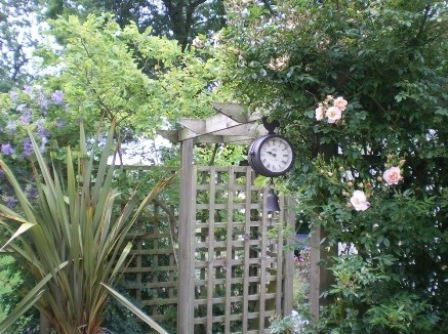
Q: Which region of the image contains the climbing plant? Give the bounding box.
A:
[220,0,448,332]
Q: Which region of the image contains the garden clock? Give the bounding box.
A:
[248,133,295,177]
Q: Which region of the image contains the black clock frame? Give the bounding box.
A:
[248,134,295,177]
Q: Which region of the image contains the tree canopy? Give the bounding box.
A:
[43,0,227,48]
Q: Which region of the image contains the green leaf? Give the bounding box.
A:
[254,175,269,188]
[0,222,35,252]
[102,284,169,334]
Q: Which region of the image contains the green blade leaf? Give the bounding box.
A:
[0,261,69,333]
[0,222,35,252]
[101,284,169,334]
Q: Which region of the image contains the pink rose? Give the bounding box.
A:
[350,190,370,211]
[326,106,342,123]
[333,96,348,111]
[315,104,324,121]
[383,167,402,185]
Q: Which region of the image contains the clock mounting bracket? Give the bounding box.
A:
[262,117,280,135]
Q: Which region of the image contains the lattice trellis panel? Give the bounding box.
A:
[122,199,179,332]
[119,166,293,334]
[193,166,293,334]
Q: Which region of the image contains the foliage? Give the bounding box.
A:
[0,256,39,334]
[33,14,230,137]
[0,0,40,92]
[222,0,448,332]
[0,123,172,333]
[43,0,227,49]
[294,247,310,315]
[101,283,147,334]
[269,314,296,334]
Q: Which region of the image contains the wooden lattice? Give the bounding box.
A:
[120,165,294,334]
[122,198,179,332]
[192,166,293,334]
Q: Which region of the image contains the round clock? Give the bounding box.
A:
[248,134,295,177]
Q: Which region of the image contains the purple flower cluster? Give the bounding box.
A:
[16,104,27,113]
[37,93,49,114]
[23,85,34,97]
[56,118,65,128]
[35,118,50,138]
[1,142,14,155]
[9,91,19,101]
[20,111,32,125]
[4,196,17,208]
[22,138,33,158]
[51,90,64,105]
[6,120,17,134]
[2,87,70,161]
[26,187,38,199]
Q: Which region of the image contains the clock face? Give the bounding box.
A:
[259,136,294,173]
[248,134,295,177]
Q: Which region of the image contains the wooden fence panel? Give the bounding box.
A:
[119,166,294,334]
[192,166,293,334]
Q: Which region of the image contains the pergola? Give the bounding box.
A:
[161,102,331,332]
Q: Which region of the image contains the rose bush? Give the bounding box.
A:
[221,0,448,332]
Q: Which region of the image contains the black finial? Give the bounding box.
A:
[262,117,280,134]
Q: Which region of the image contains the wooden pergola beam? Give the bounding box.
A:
[161,102,267,144]
[212,102,262,123]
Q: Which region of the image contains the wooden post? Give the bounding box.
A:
[282,197,296,316]
[177,138,195,334]
[309,140,338,323]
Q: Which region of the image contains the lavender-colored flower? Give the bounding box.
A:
[34,119,50,138]
[20,111,32,125]
[22,137,33,158]
[37,94,49,114]
[39,139,47,153]
[16,104,27,113]
[51,90,64,105]
[26,187,38,199]
[6,120,17,134]
[1,143,15,155]
[56,118,65,128]
[10,91,19,101]
[4,196,17,208]
[23,85,34,97]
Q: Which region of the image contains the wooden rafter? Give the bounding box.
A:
[160,102,267,144]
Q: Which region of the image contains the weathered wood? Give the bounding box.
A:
[224,168,235,333]
[282,197,296,316]
[212,102,247,123]
[309,142,338,323]
[309,225,321,322]
[175,104,267,144]
[158,129,178,143]
[259,188,269,330]
[212,102,263,124]
[177,138,195,334]
[178,127,257,144]
[177,118,206,133]
[309,225,336,322]
[242,167,252,333]
[206,167,216,333]
[118,165,295,333]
